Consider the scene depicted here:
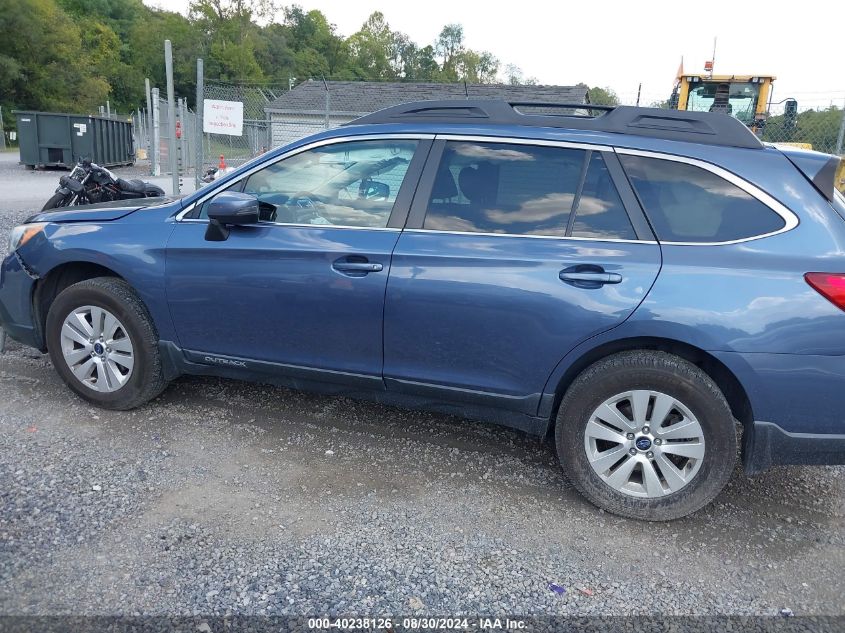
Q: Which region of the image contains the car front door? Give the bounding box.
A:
[166,136,430,383]
[383,138,661,415]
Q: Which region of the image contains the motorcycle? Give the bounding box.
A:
[42,159,166,211]
[201,167,218,183]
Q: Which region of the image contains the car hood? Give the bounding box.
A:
[26,196,181,224]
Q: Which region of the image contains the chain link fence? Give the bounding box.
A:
[132,94,199,181]
[135,74,845,195]
[201,81,275,171]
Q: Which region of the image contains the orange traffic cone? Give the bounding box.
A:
[218,154,226,170]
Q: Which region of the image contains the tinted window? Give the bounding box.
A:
[423,142,585,236]
[571,153,635,239]
[199,140,418,228]
[423,142,636,240]
[620,155,785,243]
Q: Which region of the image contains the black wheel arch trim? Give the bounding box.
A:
[743,421,845,475]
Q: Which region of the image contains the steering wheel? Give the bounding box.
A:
[287,191,324,208]
[286,191,329,224]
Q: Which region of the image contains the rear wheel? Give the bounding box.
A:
[555,351,737,521]
[41,192,72,210]
[46,277,167,409]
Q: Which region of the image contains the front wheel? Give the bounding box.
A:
[556,351,737,521]
[41,191,72,211]
[46,277,168,409]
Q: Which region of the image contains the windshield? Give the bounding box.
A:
[686,81,761,124]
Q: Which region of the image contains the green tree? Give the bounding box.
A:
[347,12,395,79]
[254,23,295,83]
[435,23,463,81]
[586,85,620,106]
[128,8,201,106]
[457,50,498,84]
[190,0,265,82]
[0,0,109,112]
[282,6,350,78]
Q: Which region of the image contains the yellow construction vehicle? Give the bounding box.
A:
[670,65,844,193]
[672,72,775,136]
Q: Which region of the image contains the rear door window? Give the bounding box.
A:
[619,155,786,243]
[422,141,635,239]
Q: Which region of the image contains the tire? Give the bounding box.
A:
[45,277,167,410]
[555,351,737,521]
[42,192,71,211]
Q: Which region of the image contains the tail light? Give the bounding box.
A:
[805,273,845,311]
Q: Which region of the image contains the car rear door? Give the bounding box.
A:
[383,137,661,415]
[165,136,431,384]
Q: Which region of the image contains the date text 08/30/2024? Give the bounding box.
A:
[307,617,527,630]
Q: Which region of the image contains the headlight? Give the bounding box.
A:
[8,223,47,252]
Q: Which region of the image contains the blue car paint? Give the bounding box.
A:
[383,232,660,414]
[13,204,179,344]
[2,119,845,473]
[166,222,399,378]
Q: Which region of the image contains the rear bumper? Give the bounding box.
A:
[743,420,845,475]
[0,252,40,349]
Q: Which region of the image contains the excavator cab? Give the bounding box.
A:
[671,74,775,136]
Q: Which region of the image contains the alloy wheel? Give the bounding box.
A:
[60,305,134,392]
[583,390,706,498]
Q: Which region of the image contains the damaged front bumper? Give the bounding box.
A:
[0,250,40,350]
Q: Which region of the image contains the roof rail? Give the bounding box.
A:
[345,99,764,150]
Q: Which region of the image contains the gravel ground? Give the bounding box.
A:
[0,151,844,620]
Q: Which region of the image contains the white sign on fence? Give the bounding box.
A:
[203,99,243,136]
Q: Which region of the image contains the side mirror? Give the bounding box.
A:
[205,192,260,241]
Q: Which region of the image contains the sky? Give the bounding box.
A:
[143,0,845,109]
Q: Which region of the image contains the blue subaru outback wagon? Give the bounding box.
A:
[3,100,844,520]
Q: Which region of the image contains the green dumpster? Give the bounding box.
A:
[14,111,135,169]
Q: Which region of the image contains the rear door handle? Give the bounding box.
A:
[559,271,622,284]
[332,258,384,275]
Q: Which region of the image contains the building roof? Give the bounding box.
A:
[265,81,589,115]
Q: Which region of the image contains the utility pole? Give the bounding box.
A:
[836,99,845,156]
[0,105,5,151]
[164,40,179,195]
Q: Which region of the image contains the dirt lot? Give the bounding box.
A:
[0,150,843,621]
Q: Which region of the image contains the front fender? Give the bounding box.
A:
[17,219,178,344]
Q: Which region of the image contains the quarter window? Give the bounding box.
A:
[620,155,786,243]
[199,140,418,227]
[571,152,635,240]
[423,141,634,239]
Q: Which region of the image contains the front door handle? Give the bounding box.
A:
[332,257,384,276]
[559,265,623,289]
[559,271,622,284]
[333,262,383,273]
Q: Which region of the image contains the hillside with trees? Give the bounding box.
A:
[0,0,549,125]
